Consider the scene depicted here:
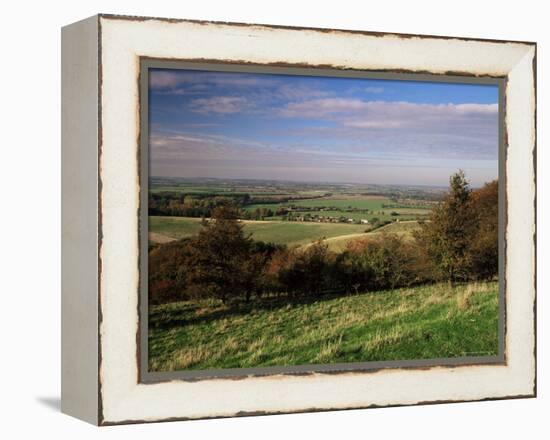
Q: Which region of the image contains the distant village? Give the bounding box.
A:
[291,214,372,224]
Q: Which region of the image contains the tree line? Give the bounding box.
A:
[149,192,251,218]
[149,171,498,305]
[149,192,326,218]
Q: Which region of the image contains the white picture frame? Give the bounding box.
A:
[61,14,536,425]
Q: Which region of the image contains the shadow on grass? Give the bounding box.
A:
[148,279,468,331]
[149,289,380,330]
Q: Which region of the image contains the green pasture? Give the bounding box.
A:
[149,281,499,371]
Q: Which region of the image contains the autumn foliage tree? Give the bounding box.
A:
[416,171,499,283]
[415,170,477,283]
[148,239,193,304]
[468,180,499,279]
[264,241,333,298]
[334,233,432,293]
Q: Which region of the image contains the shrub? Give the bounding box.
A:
[148,239,193,304]
[342,233,433,292]
[266,242,334,297]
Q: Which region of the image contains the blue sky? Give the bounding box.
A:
[149,68,499,186]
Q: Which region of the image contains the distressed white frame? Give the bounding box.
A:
[62,14,536,425]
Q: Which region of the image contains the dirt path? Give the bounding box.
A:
[149,232,176,244]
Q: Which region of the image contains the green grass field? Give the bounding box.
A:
[149,281,499,372]
[244,196,431,224]
[150,216,423,250]
[245,197,390,212]
[149,216,369,247]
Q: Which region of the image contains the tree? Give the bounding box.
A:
[341,233,431,292]
[468,180,498,279]
[416,170,476,283]
[148,239,193,304]
[266,242,333,298]
[185,205,253,303]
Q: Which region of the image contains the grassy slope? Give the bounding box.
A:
[149,216,368,246]
[149,217,423,249]
[316,221,422,252]
[149,281,499,372]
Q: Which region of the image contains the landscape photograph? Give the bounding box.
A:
[146,68,500,372]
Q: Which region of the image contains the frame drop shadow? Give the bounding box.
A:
[36,396,61,412]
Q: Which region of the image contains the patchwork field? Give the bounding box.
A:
[149,216,423,250]
[149,216,369,247]
[244,197,431,222]
[149,281,499,371]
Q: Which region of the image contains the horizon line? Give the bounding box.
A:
[149,175,495,189]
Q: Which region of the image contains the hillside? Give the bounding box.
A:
[149,281,499,372]
[149,216,425,250]
[149,216,368,247]
[299,220,422,252]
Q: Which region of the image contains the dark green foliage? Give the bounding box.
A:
[415,172,498,282]
[152,206,287,304]
[184,206,254,303]
[415,171,476,282]
[333,234,433,293]
[149,192,250,217]
[148,238,193,304]
[273,242,334,297]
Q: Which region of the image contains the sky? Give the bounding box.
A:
[148,68,499,187]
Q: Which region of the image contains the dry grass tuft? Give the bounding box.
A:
[164,345,211,370]
[457,282,492,310]
[364,326,405,352]
[314,334,344,363]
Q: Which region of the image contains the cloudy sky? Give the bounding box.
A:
[149,68,499,187]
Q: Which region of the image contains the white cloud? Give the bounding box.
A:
[150,130,497,186]
[454,103,499,114]
[280,98,497,120]
[149,71,280,90]
[280,98,370,117]
[189,96,252,114]
[149,71,183,89]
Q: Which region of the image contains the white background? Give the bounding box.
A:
[0,0,546,437]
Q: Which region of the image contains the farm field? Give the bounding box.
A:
[245,197,389,211]
[149,178,436,234]
[243,198,432,222]
[149,216,369,247]
[149,215,423,249]
[309,221,422,252]
[148,281,499,372]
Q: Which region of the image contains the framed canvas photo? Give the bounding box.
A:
[61,14,536,425]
